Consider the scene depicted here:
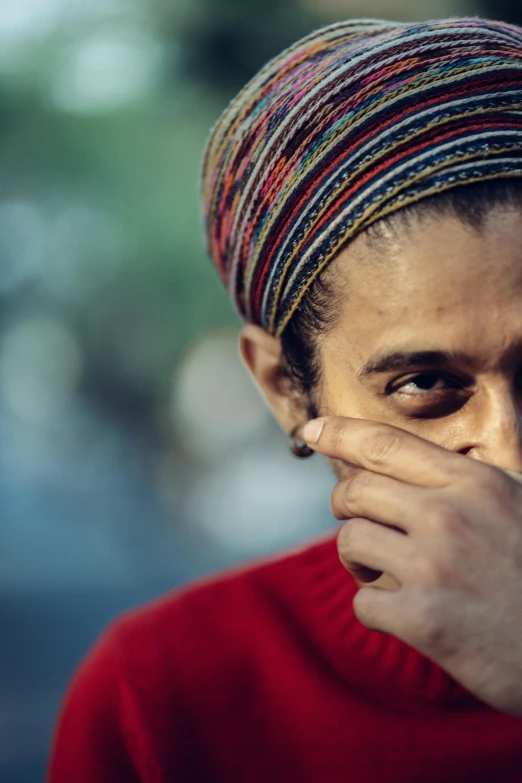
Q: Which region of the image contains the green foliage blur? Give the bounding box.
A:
[0,0,327,433]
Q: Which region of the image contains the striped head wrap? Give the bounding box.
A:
[201,17,522,337]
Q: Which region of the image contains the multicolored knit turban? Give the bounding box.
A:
[201,17,522,337]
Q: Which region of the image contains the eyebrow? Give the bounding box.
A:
[358,350,468,379]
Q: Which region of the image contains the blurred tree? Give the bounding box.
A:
[157,0,321,93]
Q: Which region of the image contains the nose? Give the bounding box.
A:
[464,391,522,473]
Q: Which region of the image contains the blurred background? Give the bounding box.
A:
[0,0,519,780]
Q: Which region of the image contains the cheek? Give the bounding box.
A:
[317,358,365,418]
[318,382,373,421]
[402,415,473,453]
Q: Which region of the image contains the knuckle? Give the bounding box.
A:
[328,420,349,452]
[337,518,365,559]
[331,469,376,521]
[336,525,352,565]
[352,588,378,628]
[330,483,344,519]
[337,519,354,553]
[342,472,375,511]
[362,428,403,468]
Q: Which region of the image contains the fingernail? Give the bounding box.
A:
[300,417,329,444]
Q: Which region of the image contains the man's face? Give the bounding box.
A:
[239,204,522,592]
[318,206,522,483]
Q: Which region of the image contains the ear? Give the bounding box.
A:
[239,324,305,433]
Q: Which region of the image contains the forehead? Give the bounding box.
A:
[329,207,522,361]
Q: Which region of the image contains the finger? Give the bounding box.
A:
[352,585,401,634]
[503,468,522,484]
[331,470,434,533]
[300,416,466,486]
[369,571,401,591]
[337,517,414,585]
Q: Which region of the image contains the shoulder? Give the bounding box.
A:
[64,534,336,693]
[110,533,337,678]
[61,535,336,715]
[48,535,338,781]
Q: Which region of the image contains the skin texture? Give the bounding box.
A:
[240,206,522,718]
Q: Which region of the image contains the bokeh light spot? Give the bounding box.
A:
[0,316,83,423]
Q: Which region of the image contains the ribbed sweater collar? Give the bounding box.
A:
[296,534,481,711]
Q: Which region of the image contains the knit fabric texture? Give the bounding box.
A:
[201,17,522,336]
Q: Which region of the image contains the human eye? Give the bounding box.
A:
[393,373,450,396]
[385,372,470,417]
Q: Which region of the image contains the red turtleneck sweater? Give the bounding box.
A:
[47,535,522,782]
